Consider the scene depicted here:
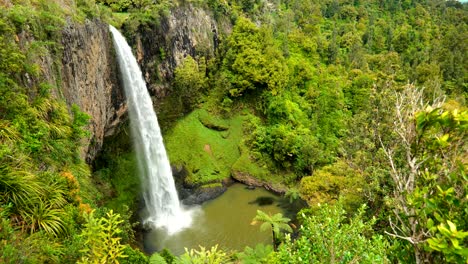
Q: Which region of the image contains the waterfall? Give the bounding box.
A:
[109,25,192,234]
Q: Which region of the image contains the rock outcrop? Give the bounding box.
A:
[134,4,229,99]
[232,170,288,194]
[172,165,234,205]
[61,19,126,162]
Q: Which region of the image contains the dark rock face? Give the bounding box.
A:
[134,4,228,100]
[172,165,230,205]
[180,185,227,205]
[61,19,127,162]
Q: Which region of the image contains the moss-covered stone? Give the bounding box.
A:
[231,144,290,194]
[197,109,230,131]
[164,109,245,185]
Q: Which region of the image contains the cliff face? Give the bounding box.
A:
[61,19,126,162]
[134,4,229,99]
[56,4,229,163]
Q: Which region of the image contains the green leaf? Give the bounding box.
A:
[427,218,434,229]
[447,220,457,233]
[450,238,461,250]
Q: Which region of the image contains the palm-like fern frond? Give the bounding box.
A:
[20,201,68,237]
[0,120,21,143]
[252,210,292,251]
[253,210,292,235]
[260,222,271,232]
[0,167,44,208]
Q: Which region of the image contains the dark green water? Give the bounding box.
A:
[143,183,285,255]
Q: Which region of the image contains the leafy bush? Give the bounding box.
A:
[122,246,149,264]
[274,203,389,263]
[236,244,273,264]
[174,56,208,112]
[176,245,230,264]
[222,17,288,96]
[299,160,367,211]
[78,210,127,263]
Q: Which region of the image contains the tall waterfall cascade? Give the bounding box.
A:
[109,25,192,234]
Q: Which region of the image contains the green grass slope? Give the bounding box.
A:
[164,109,245,185]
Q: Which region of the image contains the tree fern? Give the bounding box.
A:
[252,210,292,251]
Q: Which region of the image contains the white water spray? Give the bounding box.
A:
[109,25,192,234]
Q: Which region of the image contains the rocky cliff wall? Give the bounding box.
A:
[133,4,230,100]
[57,4,230,163]
[61,19,126,163]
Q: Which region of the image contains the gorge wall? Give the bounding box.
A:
[61,19,126,162]
[57,4,228,163]
[132,4,229,99]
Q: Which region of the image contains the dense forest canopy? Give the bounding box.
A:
[0,0,467,263]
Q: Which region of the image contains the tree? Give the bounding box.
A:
[174,55,208,112]
[379,84,467,263]
[251,210,292,251]
[222,17,288,96]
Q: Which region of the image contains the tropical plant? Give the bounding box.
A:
[0,168,44,210]
[176,245,230,264]
[284,188,300,204]
[236,244,273,264]
[20,201,68,237]
[251,210,292,251]
[78,210,127,263]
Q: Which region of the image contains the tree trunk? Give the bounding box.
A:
[414,245,430,264]
[272,224,277,251]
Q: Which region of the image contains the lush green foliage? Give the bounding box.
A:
[78,210,128,263]
[274,203,389,263]
[176,245,230,264]
[0,1,133,263]
[236,244,273,264]
[1,0,467,263]
[174,56,209,112]
[299,160,367,211]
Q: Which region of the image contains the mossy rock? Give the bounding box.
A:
[164,109,244,185]
[231,144,289,193]
[197,109,229,131]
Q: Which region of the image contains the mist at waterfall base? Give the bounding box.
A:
[109,25,195,235]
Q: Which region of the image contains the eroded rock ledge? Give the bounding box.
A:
[232,170,288,195]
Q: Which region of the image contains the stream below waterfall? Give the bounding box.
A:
[143,183,301,255]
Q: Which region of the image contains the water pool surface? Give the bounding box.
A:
[144,183,286,255]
